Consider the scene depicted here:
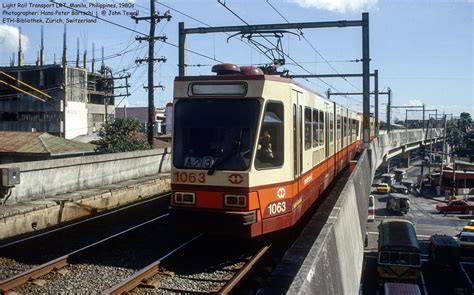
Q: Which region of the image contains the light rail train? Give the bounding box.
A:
[170,63,374,237]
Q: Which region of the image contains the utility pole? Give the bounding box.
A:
[109,74,132,122]
[386,88,392,133]
[439,114,447,196]
[374,69,379,135]
[132,2,171,146]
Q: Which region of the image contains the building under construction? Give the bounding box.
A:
[0,27,115,139]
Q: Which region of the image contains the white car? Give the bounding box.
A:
[458,231,474,249]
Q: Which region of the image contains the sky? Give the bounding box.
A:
[0,0,472,122]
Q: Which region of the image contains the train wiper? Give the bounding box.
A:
[207,149,236,176]
[207,131,244,176]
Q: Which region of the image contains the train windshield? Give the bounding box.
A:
[173,99,260,171]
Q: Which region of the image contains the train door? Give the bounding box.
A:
[291,90,303,211]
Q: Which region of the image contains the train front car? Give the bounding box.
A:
[170,64,295,237]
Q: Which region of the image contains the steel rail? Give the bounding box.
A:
[0,213,169,292]
[0,256,68,291]
[102,233,203,295]
[217,245,271,294]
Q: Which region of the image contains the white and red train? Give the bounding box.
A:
[170,63,374,238]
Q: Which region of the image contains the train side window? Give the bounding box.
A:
[312,109,318,147]
[356,119,360,138]
[337,114,341,148]
[344,117,347,138]
[304,107,312,150]
[319,111,324,145]
[255,101,284,169]
[329,113,334,143]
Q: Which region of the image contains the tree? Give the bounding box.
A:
[95,118,151,153]
[458,112,472,133]
[446,121,462,151]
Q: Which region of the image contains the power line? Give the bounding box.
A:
[265,0,362,93]
[215,0,349,99]
[156,0,263,59]
[51,1,147,36]
[52,0,223,67]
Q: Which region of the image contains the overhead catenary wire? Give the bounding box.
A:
[265,0,363,96]
[214,0,353,101]
[155,0,265,60]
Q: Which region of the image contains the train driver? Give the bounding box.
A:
[257,129,274,162]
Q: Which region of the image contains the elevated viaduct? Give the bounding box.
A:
[0,128,443,293]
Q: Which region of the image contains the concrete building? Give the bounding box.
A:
[0,27,114,139]
[115,106,166,134]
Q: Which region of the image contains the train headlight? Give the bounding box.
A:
[174,192,196,205]
[224,194,247,208]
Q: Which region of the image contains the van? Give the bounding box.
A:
[386,193,410,214]
[428,234,461,270]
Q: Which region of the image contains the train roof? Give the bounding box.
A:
[174,64,363,114]
[379,219,419,251]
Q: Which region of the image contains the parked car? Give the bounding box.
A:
[377,183,391,194]
[436,199,474,214]
[386,193,410,214]
[391,184,409,195]
[381,173,395,185]
[428,234,461,270]
[394,169,408,182]
[457,231,474,249]
[401,179,416,193]
[368,195,375,222]
[463,220,474,232]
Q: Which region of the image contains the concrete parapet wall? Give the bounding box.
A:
[0,148,171,204]
[274,128,438,294]
[0,176,170,240]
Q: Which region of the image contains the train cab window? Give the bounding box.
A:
[173,99,260,171]
[304,107,312,150]
[255,101,284,169]
[312,109,319,147]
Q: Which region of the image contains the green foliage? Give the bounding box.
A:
[95,118,151,153]
[445,112,473,153]
[458,112,472,133]
[446,121,463,150]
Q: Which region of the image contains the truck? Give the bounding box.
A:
[386,193,410,214]
[436,199,474,214]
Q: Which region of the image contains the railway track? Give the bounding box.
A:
[0,213,170,293]
[104,237,270,294]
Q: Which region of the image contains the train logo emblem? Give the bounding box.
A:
[228,173,243,184]
[277,188,286,199]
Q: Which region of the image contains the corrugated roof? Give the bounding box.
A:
[379,219,419,251]
[0,132,96,155]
